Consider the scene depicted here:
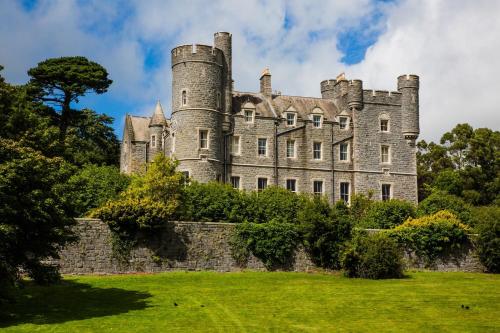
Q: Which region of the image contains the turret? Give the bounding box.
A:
[214,32,232,131]
[398,74,420,144]
[320,79,336,99]
[347,79,363,110]
[148,101,167,158]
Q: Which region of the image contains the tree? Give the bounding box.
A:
[27,57,112,144]
[0,139,75,303]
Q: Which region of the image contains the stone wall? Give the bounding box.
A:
[53,219,484,275]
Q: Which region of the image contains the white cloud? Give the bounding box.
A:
[0,0,498,140]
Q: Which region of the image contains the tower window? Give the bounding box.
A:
[313,142,322,160]
[339,116,349,130]
[381,145,390,163]
[231,136,240,155]
[258,138,267,156]
[181,90,187,106]
[380,119,389,132]
[286,179,297,192]
[244,110,254,123]
[257,177,268,191]
[340,182,350,204]
[339,143,349,161]
[231,176,241,189]
[199,130,208,149]
[286,112,296,126]
[382,184,391,201]
[313,180,323,195]
[151,135,156,148]
[286,140,295,158]
[313,115,322,128]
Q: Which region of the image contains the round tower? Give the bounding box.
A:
[214,32,232,132]
[171,43,225,182]
[397,74,420,143]
[148,101,167,160]
[320,79,337,99]
[347,79,363,110]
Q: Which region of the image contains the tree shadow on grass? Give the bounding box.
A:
[0,280,151,328]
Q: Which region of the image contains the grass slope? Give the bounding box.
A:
[1,271,499,332]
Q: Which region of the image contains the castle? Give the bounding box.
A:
[120,32,420,204]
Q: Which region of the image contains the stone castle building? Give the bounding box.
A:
[120,32,420,204]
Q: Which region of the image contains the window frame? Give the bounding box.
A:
[339,142,349,162]
[312,114,323,129]
[380,119,389,132]
[199,129,209,149]
[151,134,157,148]
[244,109,254,123]
[286,178,297,193]
[381,183,392,201]
[340,182,350,204]
[257,138,268,157]
[313,141,322,160]
[312,180,324,196]
[339,116,349,130]
[230,135,241,155]
[181,89,187,106]
[257,177,268,192]
[381,145,391,164]
[286,139,296,158]
[230,176,241,190]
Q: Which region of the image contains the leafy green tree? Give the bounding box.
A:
[0,139,75,302]
[27,57,112,144]
[417,191,472,225]
[440,123,474,170]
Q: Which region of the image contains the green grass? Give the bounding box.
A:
[1,271,499,332]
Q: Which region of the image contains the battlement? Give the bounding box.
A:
[397,74,419,90]
[363,90,402,104]
[320,79,337,93]
[171,44,224,66]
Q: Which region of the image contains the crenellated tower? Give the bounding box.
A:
[398,74,420,146]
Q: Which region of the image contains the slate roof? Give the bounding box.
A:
[149,101,167,126]
[128,116,150,142]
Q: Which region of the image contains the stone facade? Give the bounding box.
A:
[52,219,484,274]
[120,31,421,204]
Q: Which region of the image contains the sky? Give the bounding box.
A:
[1,0,499,142]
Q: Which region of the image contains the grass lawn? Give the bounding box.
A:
[1,271,499,332]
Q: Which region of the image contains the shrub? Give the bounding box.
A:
[58,164,130,217]
[359,199,416,229]
[417,191,472,225]
[299,199,353,269]
[389,210,470,266]
[473,206,500,273]
[341,232,404,279]
[232,221,301,269]
[349,193,373,222]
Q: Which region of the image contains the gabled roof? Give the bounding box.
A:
[149,101,167,126]
[128,115,150,142]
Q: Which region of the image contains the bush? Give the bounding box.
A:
[359,199,416,229]
[58,164,130,217]
[349,193,373,222]
[389,210,470,266]
[299,199,353,269]
[417,191,472,225]
[341,232,404,279]
[473,206,500,273]
[232,221,301,269]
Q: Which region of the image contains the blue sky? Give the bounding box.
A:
[1,0,499,141]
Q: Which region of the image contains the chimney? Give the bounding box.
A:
[260,68,272,98]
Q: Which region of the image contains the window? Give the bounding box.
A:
[286,112,296,126]
[230,136,240,155]
[258,138,267,156]
[313,114,322,128]
[231,176,240,189]
[286,140,295,158]
[199,130,208,149]
[313,180,323,195]
[381,145,390,163]
[217,92,221,109]
[257,177,268,191]
[171,134,175,153]
[313,142,322,160]
[340,182,350,204]
[286,179,297,192]
[244,110,254,123]
[339,116,348,130]
[382,184,391,201]
[181,90,187,106]
[380,119,389,132]
[339,143,349,161]
[151,135,156,148]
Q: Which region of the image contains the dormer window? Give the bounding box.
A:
[339,116,349,130]
[286,112,297,127]
[313,114,322,128]
[244,110,254,123]
[181,90,187,106]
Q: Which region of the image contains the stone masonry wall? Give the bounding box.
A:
[54,219,484,275]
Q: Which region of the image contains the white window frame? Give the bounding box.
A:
[256,177,269,192]
[340,181,350,204]
[286,178,298,193]
[380,118,390,132]
[339,142,349,162]
[199,129,209,149]
[230,175,241,190]
[181,89,188,106]
[244,109,254,123]
[286,139,296,158]
[151,134,157,148]
[230,135,241,155]
[381,183,392,201]
[312,114,323,129]
[339,116,349,130]
[312,179,324,196]
[285,112,297,127]
[313,141,322,160]
[381,145,391,164]
[257,138,268,157]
